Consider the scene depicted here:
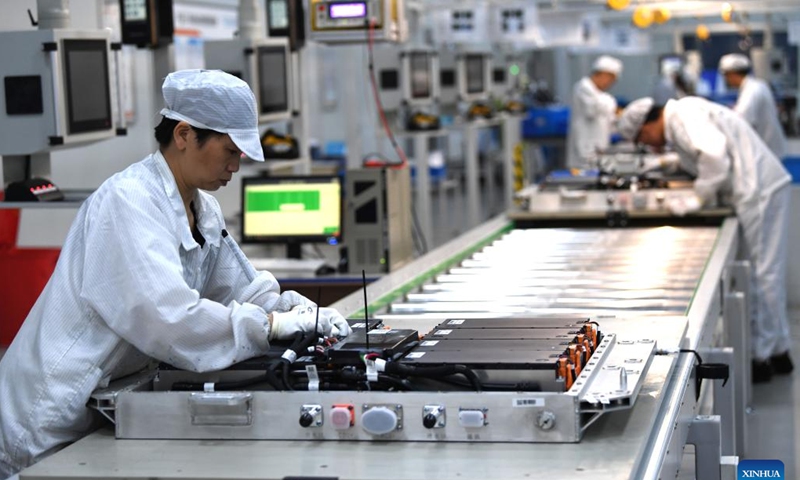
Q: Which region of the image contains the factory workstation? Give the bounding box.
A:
[3,0,800,479]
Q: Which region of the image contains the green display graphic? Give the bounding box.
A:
[246,190,320,212]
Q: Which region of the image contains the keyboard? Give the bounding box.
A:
[249,258,328,273]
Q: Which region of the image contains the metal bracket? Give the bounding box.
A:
[722,259,751,458]
[705,348,736,457]
[687,415,723,480]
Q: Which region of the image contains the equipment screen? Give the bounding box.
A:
[257,46,289,115]
[440,69,456,88]
[409,52,430,99]
[465,55,485,95]
[63,39,112,134]
[329,2,367,19]
[493,68,506,84]
[268,0,289,30]
[242,176,342,243]
[123,0,147,21]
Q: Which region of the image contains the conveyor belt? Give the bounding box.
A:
[377,227,718,324]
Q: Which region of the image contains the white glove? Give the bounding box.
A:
[642,153,679,172]
[666,195,702,217]
[268,305,352,340]
[319,308,352,338]
[271,290,316,313]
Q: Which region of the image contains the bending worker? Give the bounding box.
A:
[0,70,351,477]
[566,55,623,168]
[618,96,793,384]
[719,53,787,159]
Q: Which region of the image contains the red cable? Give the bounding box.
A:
[366,18,408,168]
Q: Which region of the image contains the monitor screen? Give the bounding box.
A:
[268,0,289,30]
[493,68,506,84]
[329,2,367,19]
[465,55,484,94]
[440,69,456,88]
[63,39,112,134]
[409,52,431,99]
[123,0,147,21]
[242,176,342,244]
[257,46,289,116]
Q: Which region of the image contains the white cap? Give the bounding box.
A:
[719,53,751,73]
[592,55,623,77]
[618,97,655,140]
[160,69,264,162]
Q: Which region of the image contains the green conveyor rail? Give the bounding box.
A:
[350,221,515,318]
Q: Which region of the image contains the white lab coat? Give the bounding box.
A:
[734,75,787,159]
[566,77,617,168]
[664,97,792,360]
[0,152,311,477]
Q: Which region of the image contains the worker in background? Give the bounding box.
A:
[652,64,694,105]
[0,70,351,478]
[618,96,793,384]
[719,53,787,159]
[566,55,623,169]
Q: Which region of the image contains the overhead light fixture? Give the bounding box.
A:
[632,6,653,29]
[607,0,631,10]
[653,7,671,25]
[696,24,710,41]
[721,3,734,22]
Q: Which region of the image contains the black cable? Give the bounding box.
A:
[680,348,703,364]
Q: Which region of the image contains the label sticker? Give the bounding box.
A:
[434,330,452,336]
[406,352,426,359]
[421,340,439,347]
[448,319,465,325]
[512,398,545,408]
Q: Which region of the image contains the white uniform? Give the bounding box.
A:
[734,75,787,159]
[0,152,310,477]
[663,97,792,361]
[566,77,617,168]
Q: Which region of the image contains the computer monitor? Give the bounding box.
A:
[63,40,113,135]
[458,53,490,102]
[409,52,431,100]
[466,55,485,94]
[256,45,290,122]
[241,175,343,258]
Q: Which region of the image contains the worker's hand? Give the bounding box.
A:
[666,195,702,217]
[268,306,351,340]
[319,308,352,338]
[272,290,316,313]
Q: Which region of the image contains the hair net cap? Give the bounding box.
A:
[618,97,655,140]
[718,53,751,73]
[160,69,264,162]
[592,55,623,76]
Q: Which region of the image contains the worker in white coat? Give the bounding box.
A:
[719,53,787,159]
[618,96,793,383]
[0,70,351,478]
[566,55,623,169]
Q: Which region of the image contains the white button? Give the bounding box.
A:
[329,406,352,429]
[361,407,398,435]
[458,410,485,428]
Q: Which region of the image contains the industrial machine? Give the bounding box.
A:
[306,0,408,44]
[0,8,125,201]
[342,167,413,274]
[204,37,294,125]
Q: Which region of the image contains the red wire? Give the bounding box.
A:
[366,18,408,168]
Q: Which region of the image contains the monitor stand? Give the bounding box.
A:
[286,242,302,260]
